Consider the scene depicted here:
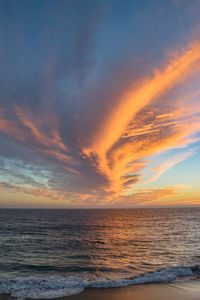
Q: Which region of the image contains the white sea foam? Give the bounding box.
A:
[0,276,87,299]
[0,266,199,300]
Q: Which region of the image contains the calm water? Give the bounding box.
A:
[0,208,200,299]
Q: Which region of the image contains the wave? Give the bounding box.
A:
[0,265,200,299]
[0,263,118,273]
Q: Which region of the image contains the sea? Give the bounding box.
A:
[0,207,200,299]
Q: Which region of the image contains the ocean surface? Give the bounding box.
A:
[0,208,200,299]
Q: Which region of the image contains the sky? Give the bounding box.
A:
[0,0,200,208]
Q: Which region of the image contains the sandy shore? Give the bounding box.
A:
[1,279,200,300]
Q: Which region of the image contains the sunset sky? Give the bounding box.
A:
[0,0,200,208]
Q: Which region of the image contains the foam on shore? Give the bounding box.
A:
[0,265,200,299]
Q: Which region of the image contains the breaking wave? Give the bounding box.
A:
[0,265,200,299]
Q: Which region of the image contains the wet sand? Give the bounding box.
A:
[1,279,200,300]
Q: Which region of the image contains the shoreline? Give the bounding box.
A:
[1,279,200,300]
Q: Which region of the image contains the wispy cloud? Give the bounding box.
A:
[0,37,200,205]
[104,185,189,207]
[0,181,70,201]
[84,41,200,156]
[147,147,199,183]
[80,40,200,199]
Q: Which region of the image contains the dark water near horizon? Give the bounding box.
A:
[0,208,200,299]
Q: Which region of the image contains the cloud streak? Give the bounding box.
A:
[79,40,200,199]
[0,30,200,206]
[85,41,200,156]
[109,185,187,207]
[148,147,199,183]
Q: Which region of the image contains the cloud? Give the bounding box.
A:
[0,36,200,205]
[110,185,189,207]
[84,41,200,157]
[0,181,71,201]
[67,40,199,200]
[0,106,79,173]
[147,147,199,183]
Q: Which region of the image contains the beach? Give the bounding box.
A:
[1,279,200,300]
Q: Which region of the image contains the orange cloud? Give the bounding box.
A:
[110,185,188,207]
[79,40,200,200]
[0,182,69,201]
[0,106,79,174]
[85,40,200,158]
[14,106,68,151]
